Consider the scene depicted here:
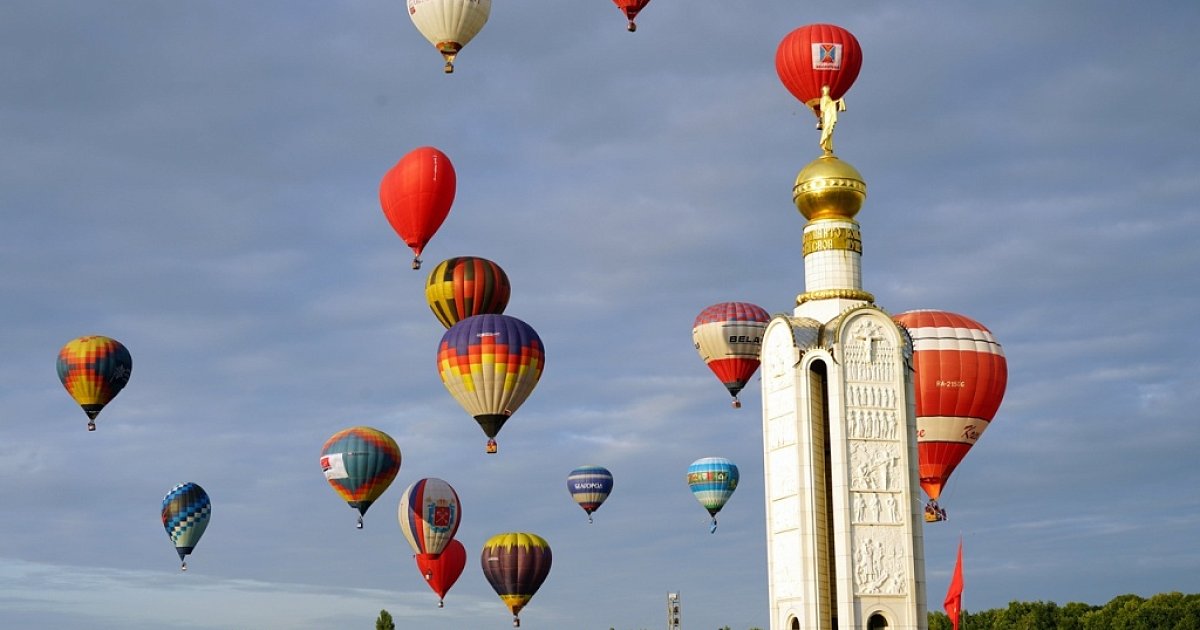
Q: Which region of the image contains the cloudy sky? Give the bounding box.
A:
[3,1,1199,628]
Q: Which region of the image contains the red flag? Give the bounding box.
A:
[944,539,964,630]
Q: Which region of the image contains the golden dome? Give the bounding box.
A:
[792,155,866,221]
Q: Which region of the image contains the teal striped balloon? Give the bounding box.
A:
[687,457,738,533]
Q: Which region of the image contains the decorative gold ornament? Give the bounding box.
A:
[796,288,874,305]
[793,155,866,221]
[817,86,847,156]
[803,225,862,256]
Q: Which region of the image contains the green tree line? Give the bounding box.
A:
[928,592,1200,630]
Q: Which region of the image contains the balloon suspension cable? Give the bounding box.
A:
[356,515,364,529]
[732,397,741,409]
[710,517,719,534]
[181,560,188,572]
[412,256,422,270]
[486,438,498,454]
[87,421,97,431]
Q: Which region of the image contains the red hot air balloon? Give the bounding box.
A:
[692,302,770,408]
[775,24,863,121]
[379,146,457,270]
[612,0,651,32]
[893,309,1007,522]
[415,538,466,608]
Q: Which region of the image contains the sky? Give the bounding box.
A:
[2,1,1200,629]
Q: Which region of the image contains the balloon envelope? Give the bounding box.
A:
[775,24,863,115]
[398,477,461,557]
[320,427,402,526]
[425,256,511,328]
[56,335,132,430]
[162,482,210,570]
[893,309,1007,503]
[379,146,456,269]
[612,0,651,31]
[692,302,770,407]
[480,532,552,626]
[566,465,613,522]
[437,314,545,451]
[407,0,492,73]
[416,538,467,606]
[688,457,739,531]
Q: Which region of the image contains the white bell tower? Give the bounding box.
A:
[759,150,929,629]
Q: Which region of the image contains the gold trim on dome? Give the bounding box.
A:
[803,226,862,255]
[793,176,867,197]
[796,288,874,305]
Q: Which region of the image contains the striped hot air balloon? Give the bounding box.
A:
[425,256,511,329]
[437,314,545,453]
[398,477,461,561]
[56,335,133,431]
[481,532,552,628]
[692,302,770,408]
[319,427,402,528]
[162,482,210,571]
[893,309,1007,522]
[566,465,613,523]
[687,457,739,533]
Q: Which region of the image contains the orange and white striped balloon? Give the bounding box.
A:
[894,309,1007,504]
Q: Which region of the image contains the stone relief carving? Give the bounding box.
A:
[854,532,908,596]
[844,317,898,383]
[847,408,899,440]
[852,492,903,525]
[849,442,901,492]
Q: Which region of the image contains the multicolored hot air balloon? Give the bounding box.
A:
[415,538,466,608]
[437,314,545,453]
[408,0,492,73]
[162,482,210,571]
[688,457,739,533]
[398,477,462,563]
[481,532,552,628]
[56,335,133,431]
[566,465,613,524]
[379,146,456,270]
[425,256,511,329]
[692,302,770,408]
[893,309,1007,522]
[320,427,402,528]
[611,0,651,32]
[775,24,863,121]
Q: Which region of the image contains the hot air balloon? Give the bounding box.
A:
[407,0,492,73]
[379,146,456,270]
[692,302,770,408]
[162,482,210,571]
[612,0,651,32]
[688,457,738,533]
[775,24,863,122]
[399,478,462,564]
[425,256,511,329]
[320,427,402,528]
[437,314,545,453]
[481,532,552,628]
[56,335,132,431]
[893,309,1007,522]
[415,538,466,607]
[566,465,613,523]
